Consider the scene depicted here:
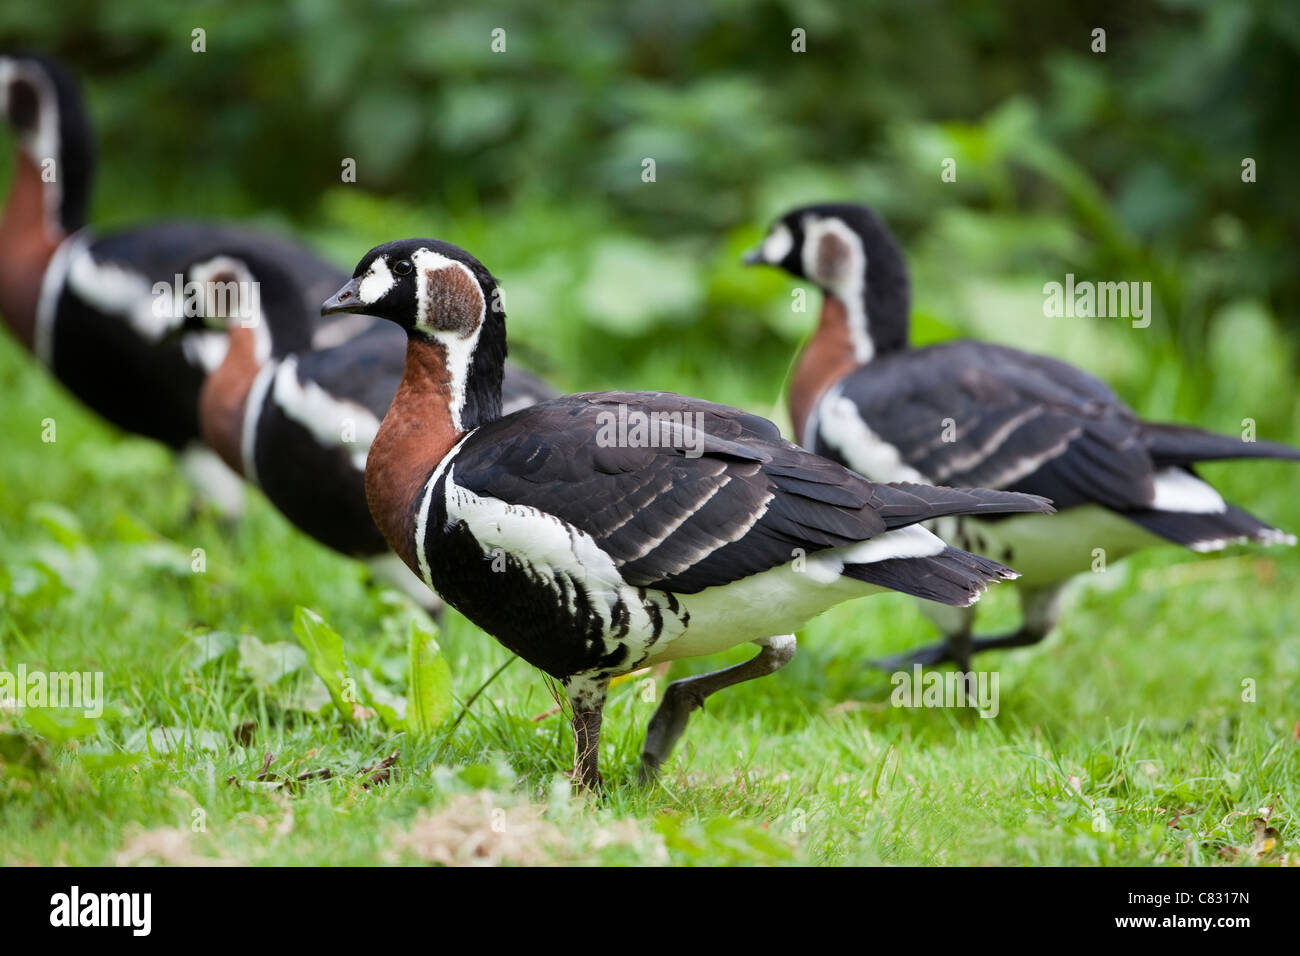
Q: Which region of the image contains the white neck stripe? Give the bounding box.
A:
[804,217,873,364]
[414,430,477,589]
[411,249,486,431]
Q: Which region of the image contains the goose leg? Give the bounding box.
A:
[968,585,1063,655]
[871,585,1065,672]
[871,602,975,672]
[640,633,796,783]
[564,674,610,792]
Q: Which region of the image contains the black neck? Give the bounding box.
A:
[458,311,506,430]
[854,275,911,358]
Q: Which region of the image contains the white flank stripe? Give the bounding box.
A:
[271,357,381,471]
[442,465,631,628]
[33,231,81,366]
[803,216,873,363]
[239,363,277,485]
[1150,467,1227,514]
[818,385,929,484]
[414,431,476,590]
[64,242,177,342]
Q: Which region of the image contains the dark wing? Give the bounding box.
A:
[452,392,1051,594]
[289,320,404,419]
[826,341,1156,511]
[1140,422,1300,466]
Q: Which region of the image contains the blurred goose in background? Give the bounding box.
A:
[197,262,553,608]
[745,201,1300,672]
[0,52,367,512]
[0,51,557,545]
[320,238,1054,788]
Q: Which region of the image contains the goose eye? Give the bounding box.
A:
[393,259,414,276]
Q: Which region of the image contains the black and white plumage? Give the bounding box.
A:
[42,225,348,446]
[746,201,1300,669]
[0,52,558,560]
[322,238,1054,788]
[0,53,361,513]
[206,314,555,606]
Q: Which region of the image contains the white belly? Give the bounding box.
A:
[941,506,1164,585]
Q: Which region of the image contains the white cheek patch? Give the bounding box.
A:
[411,249,485,335]
[410,249,488,431]
[0,60,13,116]
[3,62,63,234]
[761,223,793,263]
[802,217,862,288]
[358,258,396,306]
[188,255,270,364]
[802,216,873,363]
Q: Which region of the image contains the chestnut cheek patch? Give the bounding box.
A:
[420,264,484,336]
[815,231,853,286]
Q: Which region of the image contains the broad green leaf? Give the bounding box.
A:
[406,618,452,734]
[291,606,354,721]
[356,669,403,730]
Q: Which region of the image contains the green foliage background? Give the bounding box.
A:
[1,1,1298,865]
[3,0,1298,417]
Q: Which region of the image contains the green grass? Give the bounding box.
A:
[2,317,1297,867]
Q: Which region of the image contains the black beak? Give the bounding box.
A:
[741,246,765,266]
[321,278,365,316]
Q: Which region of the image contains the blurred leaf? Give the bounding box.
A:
[22,709,100,744]
[28,502,86,550]
[188,631,240,670]
[0,731,48,778]
[237,634,308,687]
[579,239,703,335]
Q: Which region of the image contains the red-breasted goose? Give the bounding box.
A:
[0,56,346,432]
[197,292,554,606]
[745,201,1300,671]
[321,238,1054,789]
[0,54,372,511]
